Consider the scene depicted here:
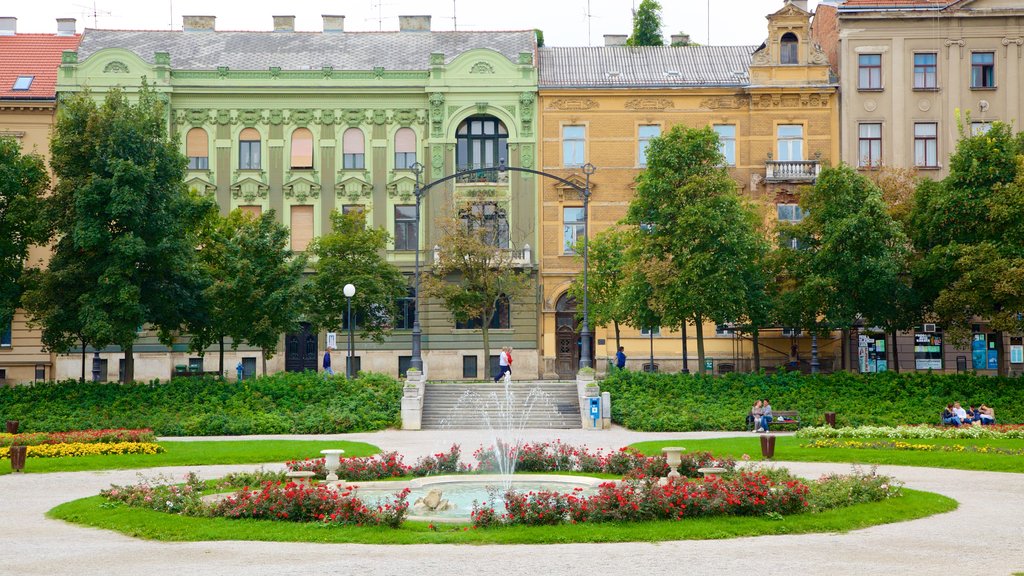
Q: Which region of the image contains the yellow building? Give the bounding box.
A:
[536,1,841,378]
[0,18,80,384]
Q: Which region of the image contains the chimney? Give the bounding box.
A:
[0,17,16,36]
[604,34,628,46]
[789,0,809,11]
[273,15,295,32]
[398,15,431,32]
[322,15,345,33]
[56,18,76,36]
[182,15,215,32]
[670,33,690,46]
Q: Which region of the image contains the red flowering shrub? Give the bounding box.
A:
[287,451,410,481]
[212,482,410,528]
[410,445,471,477]
[0,428,156,448]
[474,441,727,478]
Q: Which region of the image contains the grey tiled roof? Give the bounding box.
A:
[77,29,536,70]
[539,46,758,88]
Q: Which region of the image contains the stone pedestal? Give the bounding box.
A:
[401,371,425,430]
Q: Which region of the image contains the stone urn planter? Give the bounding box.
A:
[320,449,345,482]
[9,445,27,473]
[661,446,686,478]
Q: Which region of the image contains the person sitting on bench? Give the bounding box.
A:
[746,400,762,431]
[758,399,773,433]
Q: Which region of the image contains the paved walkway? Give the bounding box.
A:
[2,428,1022,576]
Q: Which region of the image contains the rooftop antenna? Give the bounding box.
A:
[707,0,711,45]
[367,0,395,31]
[169,0,173,30]
[74,1,112,28]
[584,0,594,46]
[453,0,457,31]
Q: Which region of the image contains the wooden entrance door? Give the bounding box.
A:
[554,293,592,379]
[285,322,318,372]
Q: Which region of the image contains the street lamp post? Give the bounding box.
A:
[409,162,425,373]
[579,162,597,371]
[344,283,356,378]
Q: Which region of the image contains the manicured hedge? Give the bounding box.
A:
[0,372,402,436]
[600,370,1024,431]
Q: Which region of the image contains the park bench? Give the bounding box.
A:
[748,410,801,430]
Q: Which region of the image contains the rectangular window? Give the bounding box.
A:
[12,76,34,91]
[776,124,804,161]
[462,203,509,249]
[562,125,585,167]
[970,122,993,136]
[456,297,511,330]
[188,357,203,372]
[858,54,882,90]
[715,324,735,336]
[242,357,257,379]
[290,205,314,252]
[34,365,45,381]
[342,205,365,215]
[913,53,937,89]
[637,124,660,167]
[395,152,416,169]
[1,319,11,347]
[971,52,995,88]
[462,355,478,378]
[343,153,365,169]
[1011,336,1023,365]
[343,128,366,169]
[239,141,261,170]
[562,207,586,255]
[640,326,660,336]
[398,356,412,378]
[914,122,938,168]
[394,205,417,251]
[96,359,109,382]
[395,287,415,330]
[187,156,209,170]
[914,332,943,370]
[858,123,882,168]
[118,358,126,383]
[347,356,361,375]
[713,124,736,166]
[776,204,807,223]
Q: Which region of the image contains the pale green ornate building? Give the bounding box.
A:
[55,15,540,381]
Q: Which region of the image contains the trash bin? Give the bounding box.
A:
[759,435,776,460]
[824,412,837,428]
[9,445,27,473]
[5,420,18,434]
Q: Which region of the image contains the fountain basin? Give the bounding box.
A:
[346,474,608,523]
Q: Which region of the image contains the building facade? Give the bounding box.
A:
[536,2,841,378]
[0,17,80,384]
[55,15,541,381]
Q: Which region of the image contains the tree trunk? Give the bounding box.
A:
[80,337,86,383]
[648,329,654,372]
[261,348,267,377]
[123,342,134,383]
[613,321,621,352]
[752,328,761,372]
[219,336,225,376]
[481,325,491,378]
[682,320,689,373]
[840,328,849,371]
[995,330,1008,377]
[695,315,706,375]
[890,328,900,373]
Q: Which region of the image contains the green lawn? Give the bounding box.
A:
[48,488,955,545]
[1,440,379,476]
[630,436,1024,473]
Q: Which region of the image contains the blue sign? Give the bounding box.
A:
[588,397,600,425]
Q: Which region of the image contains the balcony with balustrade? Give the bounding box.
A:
[764,155,821,183]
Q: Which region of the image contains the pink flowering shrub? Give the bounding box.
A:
[1,428,156,448]
[212,482,410,528]
[473,442,734,478]
[101,472,206,515]
[287,451,410,481]
[410,445,472,477]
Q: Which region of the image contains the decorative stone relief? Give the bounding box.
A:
[215,109,234,125]
[103,61,129,74]
[61,51,78,64]
[430,144,444,178]
[520,143,534,170]
[700,96,749,110]
[342,109,367,126]
[470,61,495,74]
[1002,37,1024,46]
[625,98,673,110]
[322,65,334,79]
[547,98,599,111]
[230,176,270,203]
[517,52,533,65]
[428,92,445,138]
[372,110,387,125]
[217,66,229,78]
[386,173,417,202]
[373,66,385,79]
[267,109,285,126]
[918,99,931,112]
[447,105,459,117]
[430,52,445,66]
[752,48,770,66]
[781,94,800,107]
[519,92,535,137]
[283,176,322,203]
[476,102,489,114]
[393,109,421,126]
[810,46,829,65]
[186,175,216,197]
[317,109,336,125]
[269,66,281,79]
[289,109,313,126]
[238,109,262,126]
[154,52,170,66]
[864,99,878,112]
[186,109,210,126]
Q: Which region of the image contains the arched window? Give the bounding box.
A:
[290,128,313,169]
[343,128,365,169]
[780,32,799,65]
[186,128,208,170]
[394,128,416,169]
[456,115,508,171]
[239,127,261,170]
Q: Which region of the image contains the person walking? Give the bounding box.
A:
[615,346,627,370]
[494,346,511,382]
[323,346,334,376]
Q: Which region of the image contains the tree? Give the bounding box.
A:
[306,210,407,343]
[421,198,532,370]
[29,86,210,382]
[908,122,1024,376]
[624,125,765,374]
[534,29,545,47]
[626,0,664,47]
[0,137,50,327]
[568,226,629,351]
[190,209,307,374]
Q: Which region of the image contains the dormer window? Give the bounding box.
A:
[780,33,798,64]
[12,76,33,91]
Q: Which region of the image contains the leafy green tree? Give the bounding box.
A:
[534,29,545,47]
[626,0,664,46]
[624,125,764,374]
[568,226,629,351]
[306,210,407,343]
[190,209,307,374]
[0,137,50,327]
[29,87,210,382]
[909,122,1024,375]
[617,236,665,372]
[421,199,532,368]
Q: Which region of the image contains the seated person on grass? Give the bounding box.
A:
[942,403,962,427]
[954,402,970,424]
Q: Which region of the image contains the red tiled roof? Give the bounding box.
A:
[0,34,81,99]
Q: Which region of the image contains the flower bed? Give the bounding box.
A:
[796,425,1024,440]
[0,428,156,448]
[803,438,1024,456]
[0,441,164,459]
[287,445,470,481]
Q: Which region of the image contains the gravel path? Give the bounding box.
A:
[2,428,1022,576]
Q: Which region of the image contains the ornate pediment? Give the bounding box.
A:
[283,174,321,203]
[554,173,595,201]
[185,174,216,196]
[103,61,129,74]
[230,175,269,203]
[336,171,373,202]
[386,172,418,202]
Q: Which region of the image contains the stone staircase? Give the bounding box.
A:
[420,381,582,429]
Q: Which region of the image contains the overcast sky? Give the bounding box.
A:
[14,0,823,47]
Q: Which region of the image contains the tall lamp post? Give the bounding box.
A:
[578,162,597,370]
[343,283,356,378]
[409,162,425,373]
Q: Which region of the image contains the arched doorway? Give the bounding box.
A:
[554,293,593,379]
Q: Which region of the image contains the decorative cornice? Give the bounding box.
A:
[170,69,429,81]
[624,98,673,111]
[547,98,599,111]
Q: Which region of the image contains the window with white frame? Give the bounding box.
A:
[562,125,585,167]
[777,203,807,223]
[238,127,261,170]
[913,53,937,89]
[858,54,882,90]
[914,122,938,168]
[858,123,882,168]
[970,122,993,136]
[342,128,365,169]
[637,124,660,166]
[714,124,736,166]
[563,207,585,254]
[776,124,804,161]
[394,128,417,169]
[640,325,660,336]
